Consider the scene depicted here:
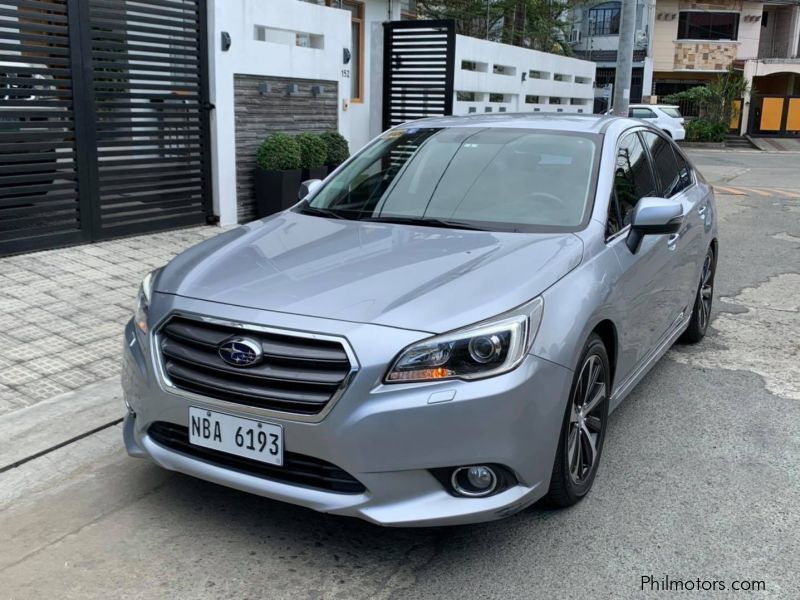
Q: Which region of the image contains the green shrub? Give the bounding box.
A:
[296,133,328,169]
[320,131,350,166]
[256,133,302,171]
[685,118,728,143]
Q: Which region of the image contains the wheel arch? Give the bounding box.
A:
[591,319,618,392]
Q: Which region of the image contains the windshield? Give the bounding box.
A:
[661,107,682,119]
[299,127,599,232]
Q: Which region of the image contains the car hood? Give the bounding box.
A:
[157,212,583,334]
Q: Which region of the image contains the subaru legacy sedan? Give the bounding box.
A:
[122,114,717,526]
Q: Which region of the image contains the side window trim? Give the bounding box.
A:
[634,130,659,197]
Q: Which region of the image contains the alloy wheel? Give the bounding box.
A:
[567,354,607,484]
[698,252,714,331]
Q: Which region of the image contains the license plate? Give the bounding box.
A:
[189,407,283,466]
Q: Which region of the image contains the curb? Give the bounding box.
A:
[0,377,124,473]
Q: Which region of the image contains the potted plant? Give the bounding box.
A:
[320,131,350,175]
[254,133,302,217]
[296,132,328,181]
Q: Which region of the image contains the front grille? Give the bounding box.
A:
[149,422,366,494]
[157,316,353,416]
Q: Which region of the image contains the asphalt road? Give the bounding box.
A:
[2,149,799,600]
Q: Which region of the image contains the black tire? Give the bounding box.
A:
[544,333,610,508]
[679,245,716,344]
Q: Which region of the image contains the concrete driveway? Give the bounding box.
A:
[1,149,798,599]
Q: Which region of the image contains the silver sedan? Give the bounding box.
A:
[122,114,717,526]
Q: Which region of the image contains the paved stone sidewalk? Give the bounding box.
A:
[0,226,221,415]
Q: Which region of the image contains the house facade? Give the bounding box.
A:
[567,0,655,109]
[650,0,800,135]
[569,0,800,135]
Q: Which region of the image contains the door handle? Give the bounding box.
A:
[668,232,680,249]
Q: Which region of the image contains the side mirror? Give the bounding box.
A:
[298,179,323,200]
[626,197,684,253]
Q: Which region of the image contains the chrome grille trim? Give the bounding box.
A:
[152,312,360,423]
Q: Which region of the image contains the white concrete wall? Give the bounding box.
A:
[453,35,596,115]
[208,0,352,226]
[352,0,401,151]
[208,0,396,225]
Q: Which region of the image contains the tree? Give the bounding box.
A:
[416,0,574,55]
[663,67,748,123]
[662,67,749,142]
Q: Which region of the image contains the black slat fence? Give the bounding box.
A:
[382,20,455,131]
[0,0,212,256]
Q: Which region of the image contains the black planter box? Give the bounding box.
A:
[254,168,302,218]
[302,166,328,181]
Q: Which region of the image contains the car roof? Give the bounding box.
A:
[400,112,619,134]
[629,104,679,109]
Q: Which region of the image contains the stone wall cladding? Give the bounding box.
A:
[233,75,338,223]
[674,42,737,70]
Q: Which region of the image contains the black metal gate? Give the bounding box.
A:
[0,0,211,256]
[382,20,455,131]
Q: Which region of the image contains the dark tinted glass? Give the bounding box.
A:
[641,131,684,197]
[606,193,622,237]
[673,147,693,192]
[678,11,739,40]
[614,132,657,225]
[589,3,621,35]
[307,127,599,231]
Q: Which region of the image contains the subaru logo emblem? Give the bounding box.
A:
[218,337,262,367]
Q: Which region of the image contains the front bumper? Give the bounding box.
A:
[122,296,573,527]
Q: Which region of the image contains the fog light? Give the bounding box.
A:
[451,465,498,497]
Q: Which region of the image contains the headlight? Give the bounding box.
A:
[133,268,161,334]
[385,297,544,383]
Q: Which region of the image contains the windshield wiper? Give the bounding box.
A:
[360,216,485,231]
[298,205,346,220]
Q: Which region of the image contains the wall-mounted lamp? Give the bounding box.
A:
[521,72,527,82]
[287,83,299,96]
[221,31,231,52]
[343,48,351,65]
[258,82,271,95]
[311,85,324,97]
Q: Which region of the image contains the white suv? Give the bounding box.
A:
[627,104,686,141]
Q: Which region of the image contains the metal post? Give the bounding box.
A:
[612,0,637,116]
